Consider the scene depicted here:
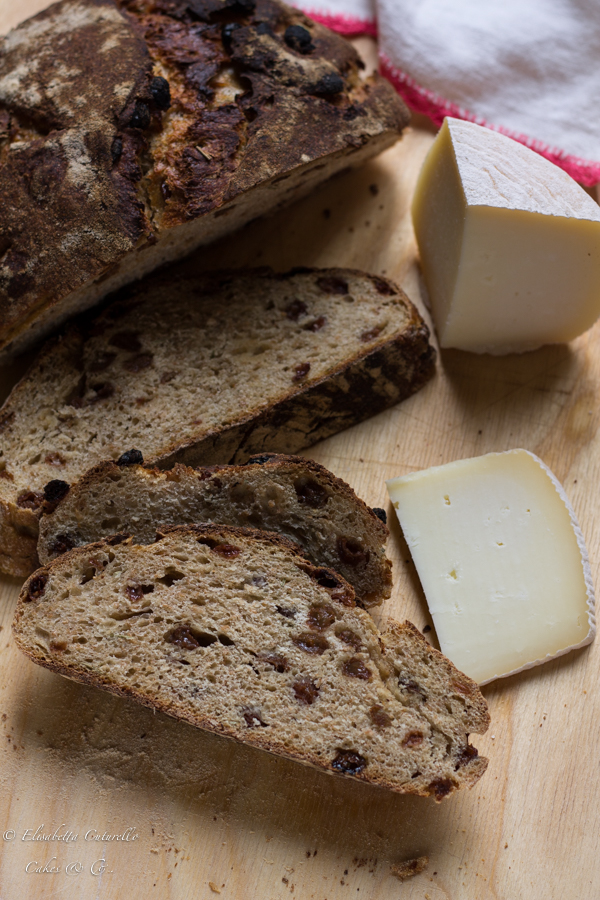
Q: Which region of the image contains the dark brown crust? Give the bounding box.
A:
[0,0,154,347]
[13,526,488,798]
[0,0,409,357]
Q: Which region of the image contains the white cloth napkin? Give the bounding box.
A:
[296,0,600,185]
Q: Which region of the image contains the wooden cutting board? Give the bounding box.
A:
[1,5,600,898]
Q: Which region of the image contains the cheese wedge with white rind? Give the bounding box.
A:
[386,450,595,684]
[412,118,600,354]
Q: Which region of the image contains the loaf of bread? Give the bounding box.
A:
[0,0,409,360]
[0,267,434,576]
[37,453,392,607]
[13,524,490,798]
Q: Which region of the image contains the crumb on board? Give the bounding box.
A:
[208,882,221,893]
[390,856,429,881]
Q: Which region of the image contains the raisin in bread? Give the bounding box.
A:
[0,0,409,360]
[0,267,434,577]
[38,453,392,606]
[13,525,490,798]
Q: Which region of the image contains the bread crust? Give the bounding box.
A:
[14,524,489,798]
[0,0,153,353]
[0,0,409,359]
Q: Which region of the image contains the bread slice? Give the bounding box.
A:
[0,0,409,360]
[37,453,392,607]
[0,267,434,577]
[13,524,490,798]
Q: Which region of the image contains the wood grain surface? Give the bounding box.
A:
[1,4,599,899]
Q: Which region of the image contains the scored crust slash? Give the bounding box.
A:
[0,0,410,359]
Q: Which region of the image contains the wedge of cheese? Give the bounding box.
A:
[413,118,600,354]
[386,450,595,684]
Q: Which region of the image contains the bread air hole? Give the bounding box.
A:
[164,626,236,650]
[158,568,185,586]
[109,608,153,621]
[80,566,96,585]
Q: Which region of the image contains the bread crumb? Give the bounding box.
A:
[208,882,221,893]
[390,856,428,881]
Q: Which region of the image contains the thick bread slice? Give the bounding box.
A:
[0,267,434,576]
[0,0,409,360]
[37,453,393,607]
[13,525,490,799]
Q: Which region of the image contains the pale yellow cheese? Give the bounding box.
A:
[386,450,595,684]
[412,118,600,354]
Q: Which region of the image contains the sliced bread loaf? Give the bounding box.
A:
[0,0,409,360]
[0,267,434,576]
[37,453,392,606]
[13,524,490,798]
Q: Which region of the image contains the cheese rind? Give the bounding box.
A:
[386,450,595,685]
[412,118,600,354]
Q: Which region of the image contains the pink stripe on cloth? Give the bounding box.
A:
[301,9,377,37]
[380,57,600,187]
